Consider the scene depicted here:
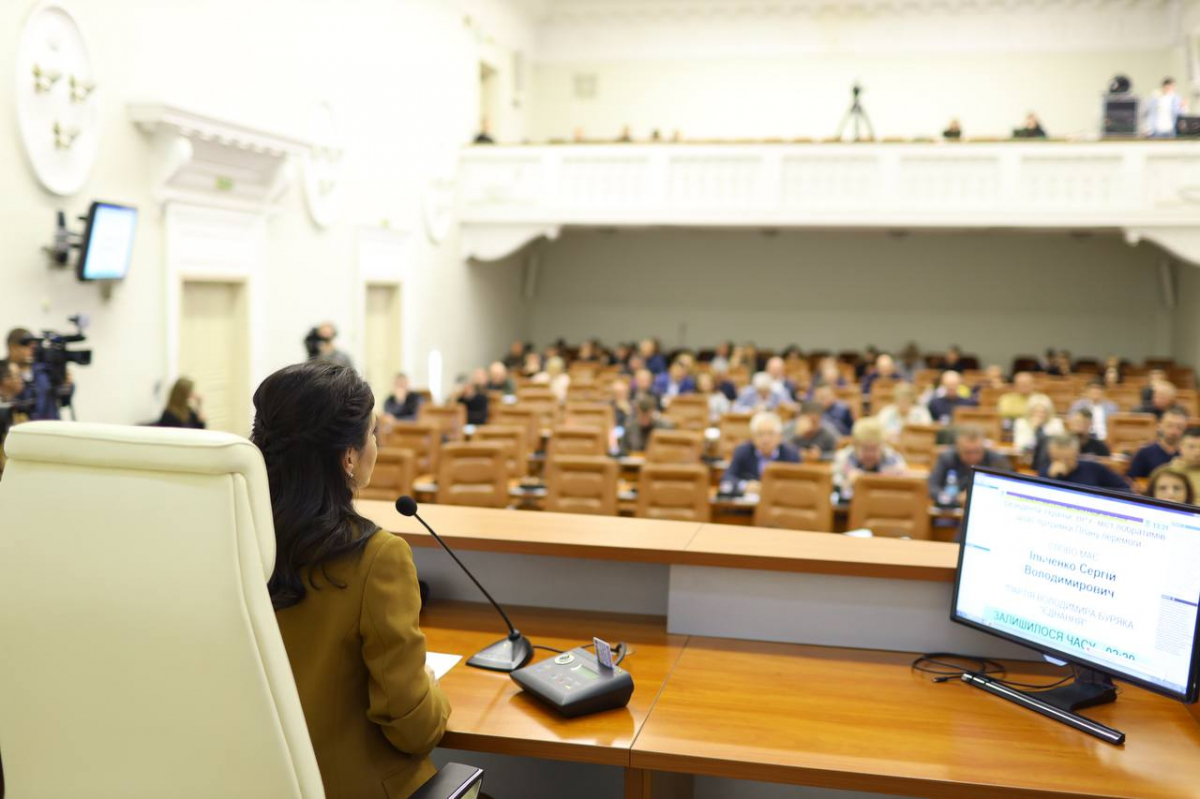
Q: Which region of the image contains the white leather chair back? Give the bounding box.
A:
[0,422,324,798]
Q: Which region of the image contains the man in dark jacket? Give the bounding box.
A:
[722,411,800,495]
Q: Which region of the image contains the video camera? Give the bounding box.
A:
[18,315,91,419]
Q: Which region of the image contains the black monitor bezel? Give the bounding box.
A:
[76,201,138,282]
[951,466,1200,704]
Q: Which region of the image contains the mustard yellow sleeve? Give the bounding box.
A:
[360,533,451,755]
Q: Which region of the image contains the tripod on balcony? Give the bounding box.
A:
[836,82,875,142]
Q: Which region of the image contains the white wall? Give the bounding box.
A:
[524,1,1184,141]
[0,0,530,424]
[526,229,1176,368]
[1172,262,1200,372]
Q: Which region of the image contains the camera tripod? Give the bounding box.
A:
[836,83,875,141]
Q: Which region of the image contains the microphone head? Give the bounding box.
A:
[395,495,419,517]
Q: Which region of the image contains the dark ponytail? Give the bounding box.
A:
[251,360,379,610]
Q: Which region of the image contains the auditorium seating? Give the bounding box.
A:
[1107,413,1158,454]
[419,403,466,442]
[896,424,941,467]
[753,463,834,532]
[663,394,709,430]
[645,429,705,464]
[848,475,932,540]
[436,442,508,508]
[636,463,711,522]
[472,424,528,479]
[491,405,541,452]
[952,407,1002,443]
[384,421,441,474]
[547,425,607,458]
[544,455,618,516]
[717,412,754,459]
[360,447,415,501]
[562,401,615,434]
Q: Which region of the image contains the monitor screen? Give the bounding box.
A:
[952,468,1200,702]
[78,202,138,281]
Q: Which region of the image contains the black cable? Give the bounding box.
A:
[912,652,1078,691]
[533,644,563,654]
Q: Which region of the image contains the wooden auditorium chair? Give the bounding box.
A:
[472,424,528,480]
[717,411,754,460]
[562,401,615,435]
[951,407,1002,443]
[1107,413,1158,455]
[663,394,709,431]
[544,455,618,516]
[753,462,834,532]
[436,442,508,508]
[383,420,441,475]
[359,447,416,501]
[896,423,941,468]
[547,425,607,458]
[636,463,711,522]
[847,474,932,540]
[490,405,541,453]
[418,403,466,442]
[645,429,705,464]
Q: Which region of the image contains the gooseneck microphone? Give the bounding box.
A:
[395,496,533,672]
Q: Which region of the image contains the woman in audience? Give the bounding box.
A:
[875,384,933,442]
[252,361,449,799]
[534,355,570,402]
[1013,396,1064,460]
[1146,464,1195,505]
[522,351,543,378]
[696,371,731,422]
[157,377,206,429]
[832,418,907,499]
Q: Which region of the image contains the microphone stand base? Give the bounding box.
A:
[467,634,533,673]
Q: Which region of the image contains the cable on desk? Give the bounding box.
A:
[912,652,1076,691]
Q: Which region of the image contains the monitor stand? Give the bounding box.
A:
[1028,665,1117,712]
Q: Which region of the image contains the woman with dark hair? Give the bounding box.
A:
[252,360,449,799]
[1146,463,1195,505]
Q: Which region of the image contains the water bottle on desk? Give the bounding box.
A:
[939,469,959,507]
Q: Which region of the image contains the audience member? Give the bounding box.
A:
[898,342,925,376]
[979,364,1006,390]
[709,341,733,374]
[941,346,966,373]
[1140,369,1168,403]
[631,368,660,410]
[1146,77,1185,138]
[1146,463,1195,505]
[1069,381,1118,440]
[454,369,489,426]
[621,394,667,454]
[832,418,907,498]
[927,370,976,424]
[1038,435,1129,491]
[875,383,932,441]
[696,372,731,422]
[382,373,421,422]
[1169,427,1200,497]
[764,356,797,400]
[522,351,543,378]
[1127,407,1189,478]
[735,372,790,414]
[653,359,696,402]
[861,353,903,396]
[1014,112,1047,138]
[485,361,516,395]
[709,359,739,401]
[1136,381,1178,419]
[1065,409,1111,457]
[721,412,799,495]
[534,356,570,402]
[811,382,855,436]
[1102,365,1123,389]
[639,338,667,374]
[575,340,602,363]
[313,322,354,370]
[943,119,963,140]
[158,377,206,429]
[502,340,525,370]
[927,425,1011,505]
[1013,396,1063,454]
[787,401,841,460]
[997,372,1051,420]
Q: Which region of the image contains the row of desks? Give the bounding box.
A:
[423,601,1200,799]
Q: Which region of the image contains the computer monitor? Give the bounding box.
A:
[952,468,1200,705]
[77,202,138,281]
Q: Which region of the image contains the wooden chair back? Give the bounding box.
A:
[435,442,508,508]
[418,404,466,442]
[753,463,834,532]
[897,424,941,468]
[382,421,440,474]
[847,475,931,540]
[1108,386,1144,411]
[717,412,755,460]
[358,447,415,502]
[544,456,618,516]
[835,386,863,420]
[563,402,615,434]
[547,425,607,458]
[952,407,1002,443]
[645,429,705,464]
[472,424,528,480]
[977,385,1009,410]
[491,405,541,452]
[1107,413,1158,455]
[516,387,560,429]
[635,463,711,522]
[664,394,710,431]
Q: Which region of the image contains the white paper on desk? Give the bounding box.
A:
[843,528,874,538]
[426,652,462,680]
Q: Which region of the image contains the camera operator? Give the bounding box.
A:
[304,322,355,371]
[4,323,86,422]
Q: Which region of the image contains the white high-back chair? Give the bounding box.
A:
[0,422,325,798]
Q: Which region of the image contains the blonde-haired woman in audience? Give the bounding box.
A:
[874,383,932,442]
[832,418,907,499]
[534,355,570,403]
[696,371,731,422]
[158,377,206,429]
[1013,396,1064,455]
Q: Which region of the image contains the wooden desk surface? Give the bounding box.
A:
[358,500,703,563]
[420,601,687,767]
[683,524,959,582]
[631,637,1200,799]
[356,501,961,581]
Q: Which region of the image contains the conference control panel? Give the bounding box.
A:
[510,647,634,718]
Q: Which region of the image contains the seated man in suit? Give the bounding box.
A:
[811,382,855,436]
[786,401,842,460]
[1039,434,1129,492]
[721,412,799,496]
[652,358,696,403]
[1127,407,1188,478]
[927,370,977,424]
[928,424,1011,506]
[1136,381,1179,420]
[382,372,421,423]
[734,372,791,414]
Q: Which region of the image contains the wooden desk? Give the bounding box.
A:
[420,601,690,797]
[631,637,1200,799]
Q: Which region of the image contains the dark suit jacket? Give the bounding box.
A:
[723,441,801,484]
[276,531,450,799]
